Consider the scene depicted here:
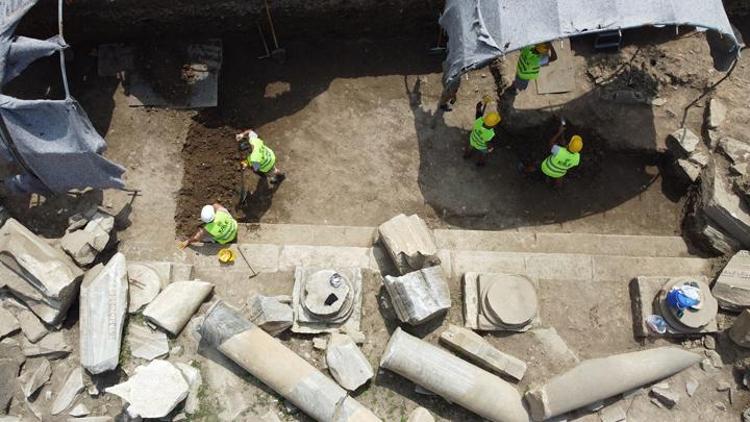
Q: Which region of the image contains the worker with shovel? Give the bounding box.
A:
[464,96,501,166]
[237,129,286,186]
[179,203,238,249]
[539,126,583,186]
[508,42,557,94]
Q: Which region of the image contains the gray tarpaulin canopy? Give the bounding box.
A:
[440,0,744,87]
[0,0,125,193]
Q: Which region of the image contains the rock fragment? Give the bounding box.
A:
[247,294,293,336]
[650,386,679,408]
[0,357,21,411]
[143,280,213,335]
[0,219,83,325]
[598,403,626,422]
[701,166,750,248]
[175,362,202,415]
[383,266,450,325]
[105,359,188,419]
[686,378,699,396]
[407,407,434,422]
[0,307,19,339]
[709,98,727,129]
[325,333,373,391]
[80,253,128,374]
[378,214,439,274]
[51,367,84,415]
[15,309,48,343]
[69,403,90,417]
[21,358,51,398]
[668,128,701,154]
[730,310,750,348]
[127,324,169,361]
[439,324,526,381]
[714,251,750,311]
[22,331,71,358]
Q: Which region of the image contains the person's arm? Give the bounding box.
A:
[179,227,207,249]
[475,101,486,119]
[213,203,228,213]
[235,129,258,141]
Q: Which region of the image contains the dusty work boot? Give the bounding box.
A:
[269,172,286,186]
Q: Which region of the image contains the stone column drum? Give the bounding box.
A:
[380,328,528,422]
[199,301,380,422]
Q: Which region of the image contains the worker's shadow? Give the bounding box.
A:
[238,174,278,222]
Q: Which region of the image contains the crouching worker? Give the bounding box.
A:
[179,203,238,249]
[464,98,501,166]
[237,129,286,186]
[541,132,583,186]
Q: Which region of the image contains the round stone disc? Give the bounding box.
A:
[127,263,162,313]
[482,275,538,326]
[303,270,351,317]
[659,278,717,330]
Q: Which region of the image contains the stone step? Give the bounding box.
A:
[120,241,712,283]
[236,223,694,258]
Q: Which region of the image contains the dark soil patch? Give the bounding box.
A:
[175,113,244,237]
[133,42,193,104]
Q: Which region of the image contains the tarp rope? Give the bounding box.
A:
[58,0,70,99]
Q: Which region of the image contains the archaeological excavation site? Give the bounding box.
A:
[2,0,750,421]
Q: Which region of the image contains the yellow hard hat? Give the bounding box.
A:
[535,43,550,54]
[218,248,236,264]
[568,135,583,153]
[484,112,501,127]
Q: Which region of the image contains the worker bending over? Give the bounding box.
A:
[464,97,501,166]
[180,203,238,249]
[509,42,557,94]
[541,126,583,185]
[237,129,286,185]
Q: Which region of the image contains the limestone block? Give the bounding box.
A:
[127,324,169,360]
[0,219,83,325]
[463,272,539,332]
[525,347,702,421]
[407,407,434,422]
[701,165,750,247]
[713,251,750,310]
[247,294,292,336]
[51,367,84,415]
[15,308,48,343]
[383,266,450,325]
[80,253,128,374]
[105,360,188,418]
[378,214,440,274]
[325,333,373,391]
[380,328,527,422]
[0,307,19,339]
[439,324,526,381]
[143,280,213,336]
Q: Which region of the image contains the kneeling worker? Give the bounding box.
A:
[464,98,501,166]
[541,133,583,184]
[237,129,286,185]
[180,203,238,249]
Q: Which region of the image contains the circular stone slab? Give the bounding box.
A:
[482,274,538,327]
[659,278,717,331]
[303,270,352,317]
[127,264,162,314]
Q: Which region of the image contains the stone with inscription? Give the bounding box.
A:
[80,253,129,374]
[713,251,750,311]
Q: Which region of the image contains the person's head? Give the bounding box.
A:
[534,43,551,55]
[201,205,216,224]
[483,112,501,128]
[568,135,583,153]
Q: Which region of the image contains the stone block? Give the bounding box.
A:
[51,367,84,415]
[463,272,539,332]
[701,164,750,247]
[127,324,169,360]
[105,360,189,418]
[709,98,727,129]
[143,280,213,336]
[383,266,450,325]
[714,251,750,311]
[0,307,19,339]
[407,407,434,422]
[292,267,362,334]
[325,333,373,391]
[15,307,48,343]
[80,253,128,374]
[668,128,701,155]
[378,214,439,274]
[729,310,750,348]
[0,219,83,325]
[247,294,293,336]
[0,357,20,411]
[439,324,526,381]
[126,263,162,313]
[21,358,51,398]
[175,362,202,415]
[719,137,750,166]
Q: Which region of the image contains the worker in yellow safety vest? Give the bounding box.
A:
[509,42,557,94]
[464,97,501,166]
[541,130,583,185]
[180,203,238,249]
[237,129,286,185]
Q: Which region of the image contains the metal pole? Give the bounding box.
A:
[57,0,70,99]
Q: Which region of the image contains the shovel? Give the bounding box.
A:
[264,0,286,64]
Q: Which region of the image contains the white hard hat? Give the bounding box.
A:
[200,205,215,223]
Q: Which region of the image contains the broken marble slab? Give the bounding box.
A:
[378,214,440,274]
[709,98,727,129]
[143,280,213,336]
[80,253,129,374]
[247,294,293,336]
[712,251,750,311]
[15,307,48,343]
[175,362,202,415]
[0,219,83,325]
[325,333,373,391]
[439,324,527,381]
[105,359,189,418]
[21,358,51,398]
[407,407,435,422]
[667,128,701,155]
[128,324,169,361]
[0,353,21,411]
[383,266,450,325]
[51,367,84,415]
[61,229,104,266]
[126,263,162,314]
[22,331,71,359]
[700,164,750,248]
[69,403,90,417]
[0,307,19,339]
